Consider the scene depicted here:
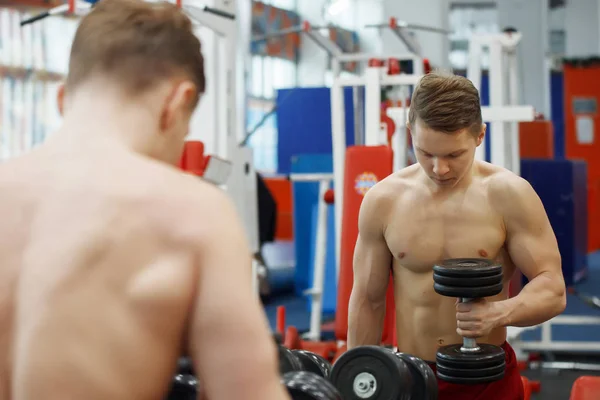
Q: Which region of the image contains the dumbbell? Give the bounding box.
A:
[165,357,197,400]
[433,258,506,384]
[277,344,342,399]
[329,345,438,399]
[277,344,332,379]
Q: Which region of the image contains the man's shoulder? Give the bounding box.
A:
[362,164,422,212]
[370,164,422,197]
[133,160,234,236]
[481,163,538,216]
[483,164,532,198]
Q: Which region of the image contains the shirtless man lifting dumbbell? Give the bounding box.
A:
[0,1,289,399]
[347,71,567,400]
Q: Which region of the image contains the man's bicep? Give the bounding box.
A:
[353,192,392,302]
[188,197,279,398]
[504,179,562,280]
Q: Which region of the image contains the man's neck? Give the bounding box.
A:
[54,95,158,157]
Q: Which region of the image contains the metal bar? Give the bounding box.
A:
[289,173,334,182]
[549,315,600,324]
[20,1,92,26]
[336,76,366,87]
[364,66,382,146]
[391,27,421,56]
[331,61,346,282]
[513,342,600,352]
[203,5,235,20]
[489,40,508,169]
[481,105,535,122]
[353,86,364,146]
[392,98,408,171]
[364,21,452,35]
[337,52,417,63]
[529,362,600,371]
[20,10,51,26]
[364,23,388,28]
[304,29,343,57]
[305,179,331,341]
[183,5,235,37]
[400,22,452,34]
[252,25,303,42]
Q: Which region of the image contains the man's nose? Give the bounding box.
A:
[433,158,450,176]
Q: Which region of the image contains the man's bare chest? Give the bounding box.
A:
[385,196,506,274]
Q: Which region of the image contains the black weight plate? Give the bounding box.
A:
[436,344,505,369]
[282,371,343,400]
[436,370,505,385]
[437,361,505,378]
[433,282,503,298]
[292,350,332,379]
[395,353,438,400]
[279,344,304,374]
[433,259,502,278]
[330,345,412,400]
[165,374,198,400]
[433,271,503,288]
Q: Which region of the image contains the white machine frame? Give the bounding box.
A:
[184,1,261,296]
[467,31,535,174]
[288,173,334,341]
[508,315,600,356]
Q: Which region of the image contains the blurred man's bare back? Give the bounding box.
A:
[0,142,215,400]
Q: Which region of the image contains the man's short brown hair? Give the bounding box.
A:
[408,71,482,135]
[66,0,205,107]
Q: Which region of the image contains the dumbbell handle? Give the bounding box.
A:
[459,298,481,352]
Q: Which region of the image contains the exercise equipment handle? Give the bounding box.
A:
[203,6,235,20]
[20,11,50,26]
[459,298,480,352]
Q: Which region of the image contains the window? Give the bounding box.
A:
[246,99,278,173]
[247,55,297,172]
[449,4,499,70]
[249,55,297,99]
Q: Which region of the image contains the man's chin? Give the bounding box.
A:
[432,177,456,186]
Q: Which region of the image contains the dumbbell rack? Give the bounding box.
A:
[509,290,600,371]
[510,315,600,354]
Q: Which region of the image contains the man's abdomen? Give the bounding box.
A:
[395,297,507,363]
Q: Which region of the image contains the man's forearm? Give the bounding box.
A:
[497,272,566,328]
[347,294,387,349]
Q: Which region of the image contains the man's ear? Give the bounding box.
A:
[56,83,66,116]
[159,81,197,133]
[476,123,486,147]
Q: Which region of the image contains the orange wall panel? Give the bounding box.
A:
[519,120,554,159]
[264,178,294,240]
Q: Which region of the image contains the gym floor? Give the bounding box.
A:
[264,251,600,398]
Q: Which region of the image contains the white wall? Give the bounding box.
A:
[382,0,450,69]
[565,0,600,57]
[497,0,550,116]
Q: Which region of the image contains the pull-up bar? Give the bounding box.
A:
[20,0,234,26]
[20,0,93,26]
[365,17,452,57]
